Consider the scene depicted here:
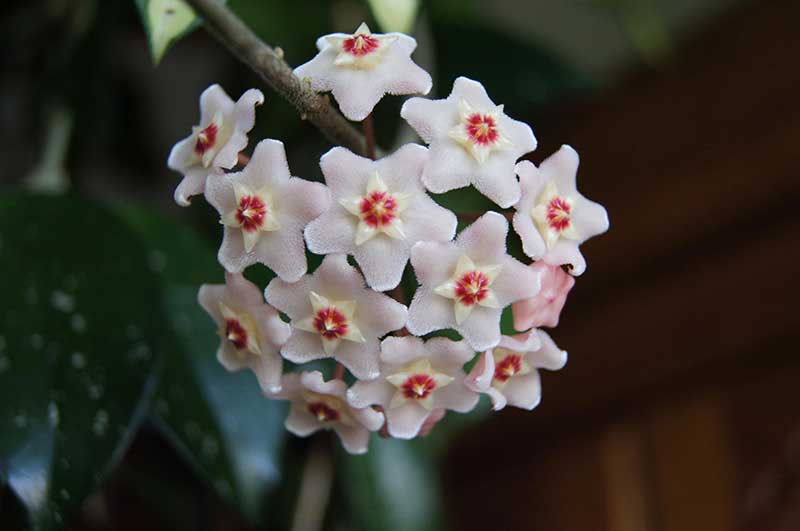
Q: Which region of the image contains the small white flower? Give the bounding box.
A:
[265,254,408,380]
[294,22,432,121]
[304,144,457,291]
[168,84,264,206]
[197,273,290,394]
[466,330,567,410]
[407,212,541,351]
[347,336,479,439]
[268,371,384,454]
[401,77,537,208]
[205,139,330,282]
[512,145,609,276]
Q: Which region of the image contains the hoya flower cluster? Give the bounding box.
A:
[168,23,609,454]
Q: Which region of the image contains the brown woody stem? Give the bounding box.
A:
[333,362,345,380]
[362,113,377,160]
[185,0,367,157]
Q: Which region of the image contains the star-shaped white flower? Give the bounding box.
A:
[168,84,264,206]
[305,144,457,291]
[219,182,281,252]
[433,255,503,325]
[198,273,290,393]
[406,212,541,351]
[466,330,567,410]
[340,172,413,245]
[265,254,408,380]
[293,22,432,121]
[448,98,514,164]
[294,291,366,355]
[401,77,537,208]
[205,139,330,282]
[347,336,479,439]
[511,145,609,276]
[268,371,384,454]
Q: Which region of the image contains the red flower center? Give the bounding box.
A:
[454,271,490,306]
[494,354,523,382]
[343,33,380,56]
[313,307,349,340]
[465,113,499,146]
[359,191,398,228]
[401,374,437,400]
[308,402,340,422]
[546,197,572,232]
[236,195,267,232]
[194,122,218,155]
[224,319,248,350]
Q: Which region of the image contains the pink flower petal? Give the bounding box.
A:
[427,336,476,370]
[530,330,568,371]
[347,378,394,409]
[386,402,430,439]
[511,263,574,330]
[455,212,508,264]
[333,424,371,454]
[285,405,323,436]
[501,371,542,410]
[333,339,382,380]
[433,382,479,413]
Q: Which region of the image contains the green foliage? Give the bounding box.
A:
[367,0,419,33]
[338,436,446,531]
[0,193,165,529]
[134,0,204,65]
[120,206,288,525]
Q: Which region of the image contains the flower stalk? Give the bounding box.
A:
[183,0,368,156]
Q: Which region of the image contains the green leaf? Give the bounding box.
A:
[338,436,446,531]
[135,0,202,65]
[119,206,287,524]
[367,0,419,34]
[0,193,165,530]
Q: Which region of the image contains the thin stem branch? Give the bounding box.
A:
[185,0,367,156]
[333,362,345,380]
[290,439,333,531]
[362,113,377,160]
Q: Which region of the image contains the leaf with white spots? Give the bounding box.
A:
[120,206,287,525]
[0,193,165,529]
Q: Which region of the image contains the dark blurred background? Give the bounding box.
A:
[2,0,799,530]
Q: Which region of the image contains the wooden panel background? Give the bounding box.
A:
[443,0,800,529]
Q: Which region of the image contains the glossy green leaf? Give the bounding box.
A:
[119,206,287,524]
[135,0,202,65]
[0,193,165,530]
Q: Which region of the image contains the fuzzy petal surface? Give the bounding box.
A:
[205,139,330,281]
[197,273,289,393]
[401,77,536,207]
[512,145,609,275]
[168,84,263,206]
[305,144,456,291]
[294,28,431,121]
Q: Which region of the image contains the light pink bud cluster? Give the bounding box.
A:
[168,22,608,453]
